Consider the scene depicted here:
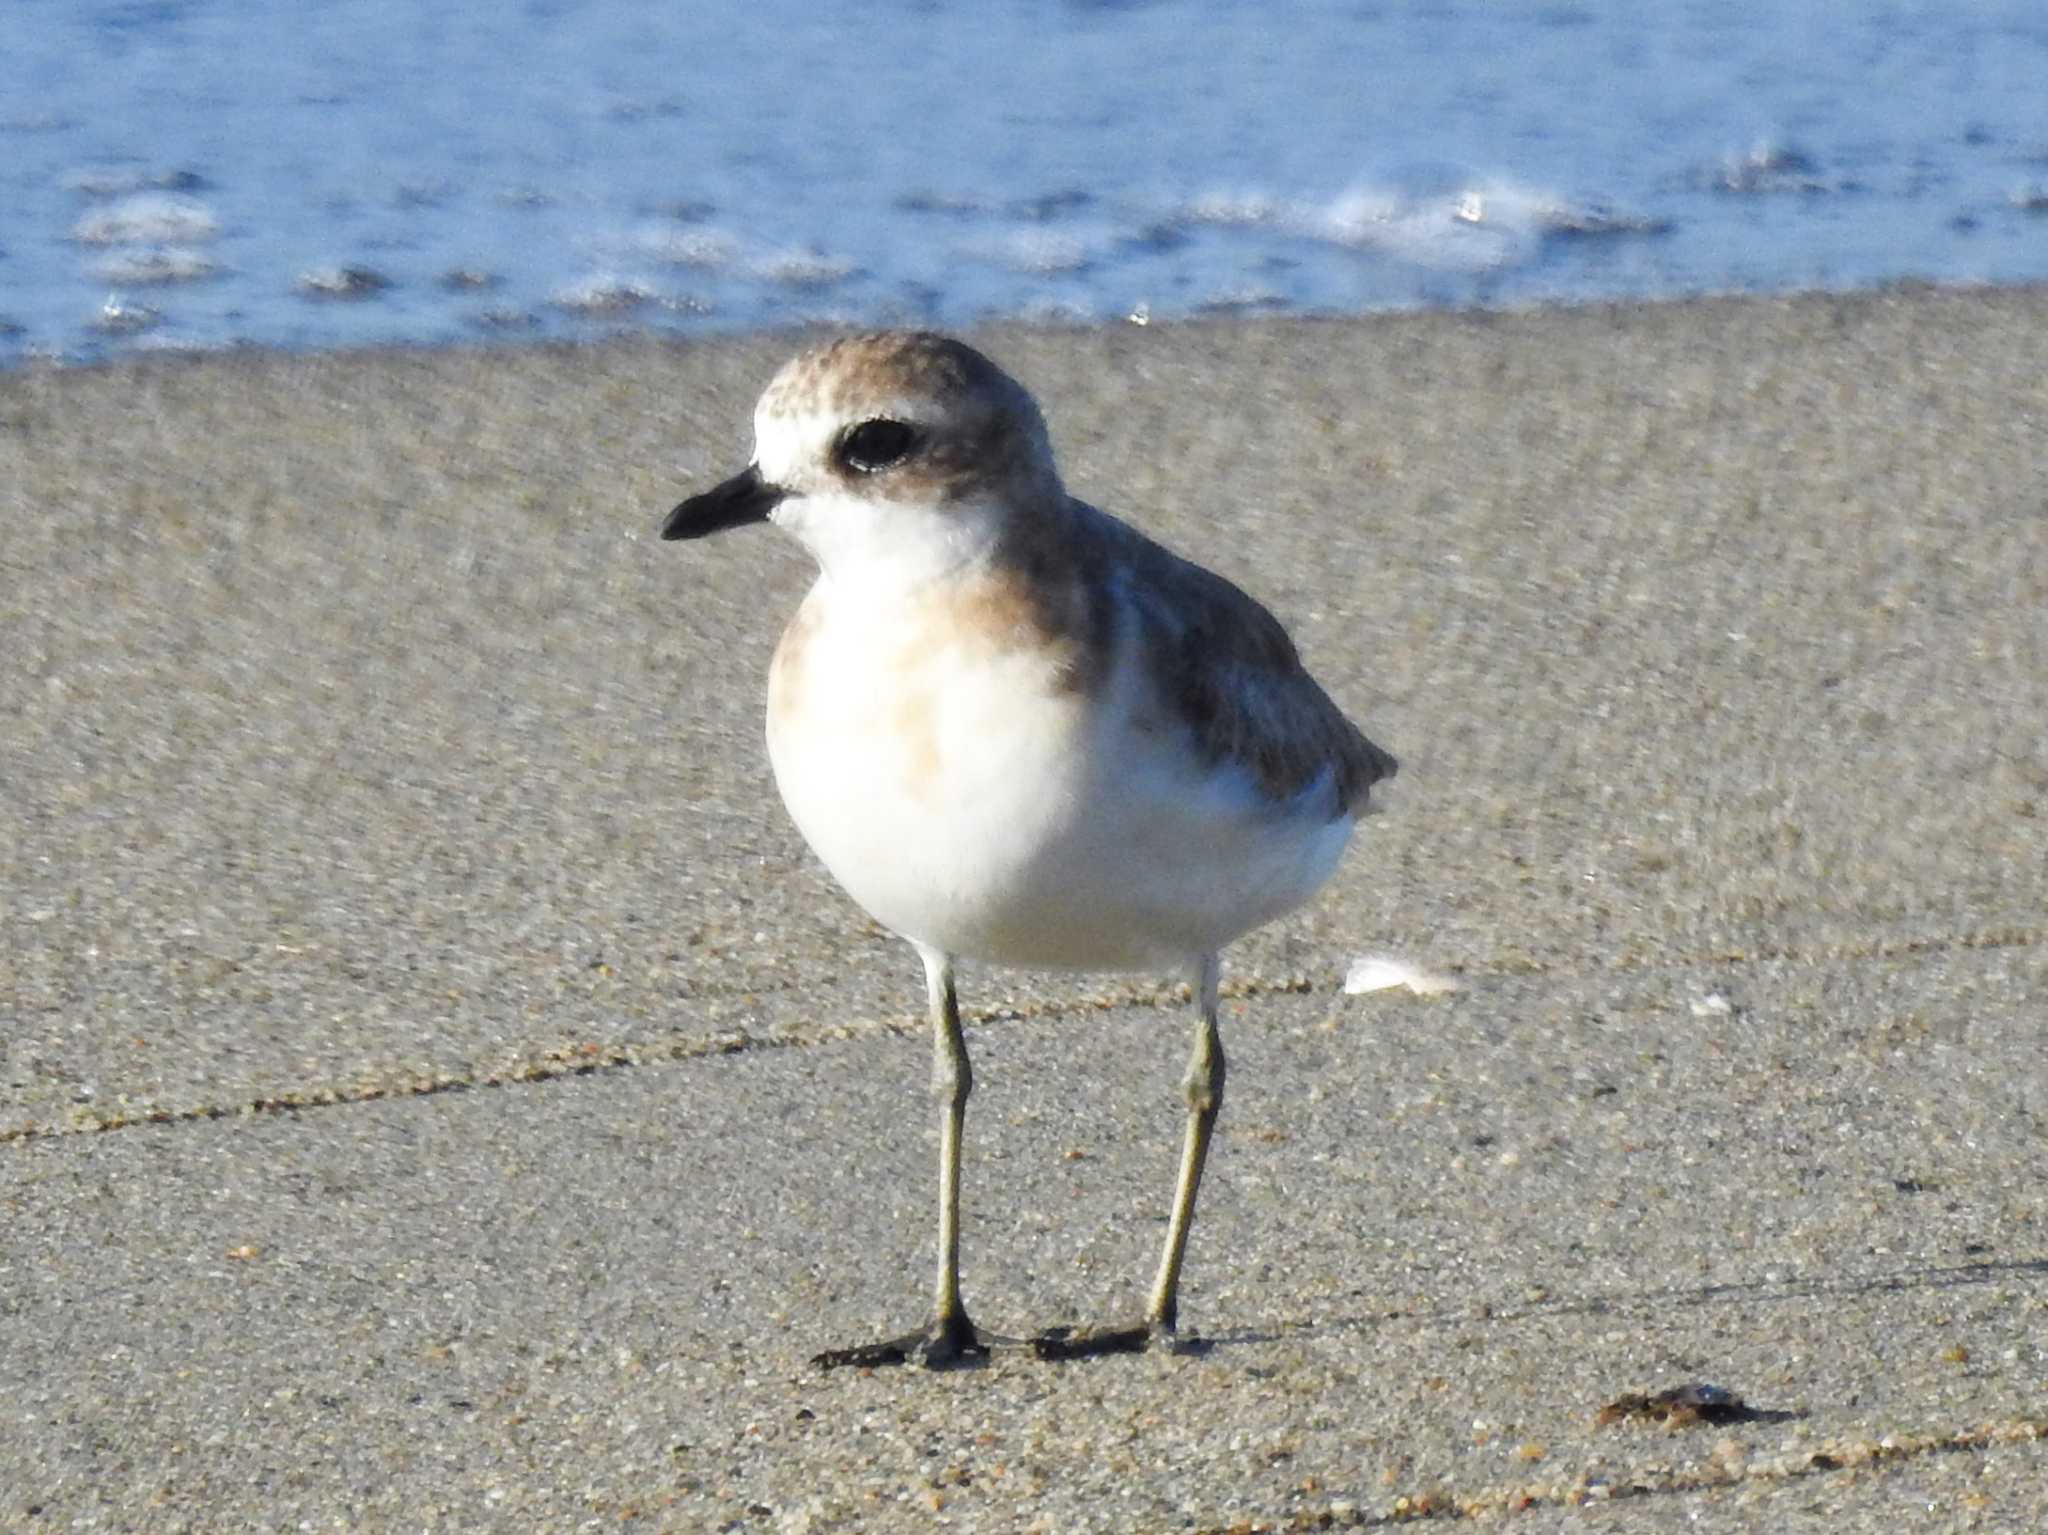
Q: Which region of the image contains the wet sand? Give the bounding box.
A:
[4,287,2046,1528]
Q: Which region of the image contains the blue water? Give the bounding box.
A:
[3,0,2045,365]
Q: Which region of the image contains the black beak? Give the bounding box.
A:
[662,464,786,540]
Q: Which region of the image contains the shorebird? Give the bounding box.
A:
[662,332,1395,1366]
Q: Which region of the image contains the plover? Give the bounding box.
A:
[663,332,1395,1367]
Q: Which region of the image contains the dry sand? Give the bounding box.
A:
[3,287,2045,1529]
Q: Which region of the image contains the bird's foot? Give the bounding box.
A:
[812,1311,1005,1371]
[1030,1318,1209,1361]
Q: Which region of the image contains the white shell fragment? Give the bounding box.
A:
[1343,954,1459,997]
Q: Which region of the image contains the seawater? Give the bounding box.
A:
[2,0,2045,364]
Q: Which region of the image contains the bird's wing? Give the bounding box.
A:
[1098,506,1397,818]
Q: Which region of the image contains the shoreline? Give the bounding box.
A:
[7,274,2047,382]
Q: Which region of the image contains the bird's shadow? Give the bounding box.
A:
[1298,1253,2048,1343]
[803,1256,2046,1385]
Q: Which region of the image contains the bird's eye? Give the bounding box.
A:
[838,418,919,473]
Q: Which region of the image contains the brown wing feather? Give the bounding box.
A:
[1093,506,1396,817]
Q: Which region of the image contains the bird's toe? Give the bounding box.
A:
[812,1312,999,1371]
[1028,1321,1152,1361]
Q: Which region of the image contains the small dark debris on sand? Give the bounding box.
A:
[1596,1383,1759,1429]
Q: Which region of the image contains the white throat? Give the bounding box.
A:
[770,489,1009,589]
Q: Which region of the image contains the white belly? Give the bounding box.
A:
[764,580,1354,972]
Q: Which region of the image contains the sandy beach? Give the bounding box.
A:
[4,287,2045,1529]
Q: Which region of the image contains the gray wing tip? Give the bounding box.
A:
[1332,727,1398,818]
[1348,719,1398,785]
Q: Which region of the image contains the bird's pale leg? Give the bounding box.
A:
[1035,953,1224,1360]
[813,945,992,1370]
[925,946,983,1358]
[1146,950,1225,1342]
